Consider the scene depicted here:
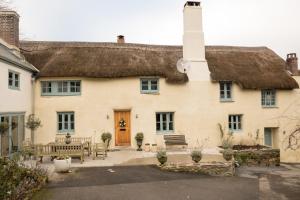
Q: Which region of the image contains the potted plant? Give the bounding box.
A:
[135,132,144,151]
[65,133,71,144]
[25,114,42,144]
[151,144,157,152]
[191,150,202,163]
[156,150,167,165]
[223,149,234,161]
[54,156,72,173]
[144,143,150,152]
[101,132,112,149]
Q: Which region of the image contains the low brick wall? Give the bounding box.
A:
[159,162,235,177]
[234,149,280,166]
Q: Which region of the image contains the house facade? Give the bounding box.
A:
[0,10,38,156]
[1,2,300,162]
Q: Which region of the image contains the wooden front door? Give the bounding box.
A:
[114,111,131,146]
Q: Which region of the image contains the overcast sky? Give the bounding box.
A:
[6,0,300,58]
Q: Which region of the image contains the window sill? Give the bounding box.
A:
[42,93,81,97]
[141,92,160,95]
[9,87,20,91]
[262,106,278,109]
[57,131,75,135]
[156,131,174,135]
[220,99,234,103]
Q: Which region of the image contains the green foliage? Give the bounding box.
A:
[191,150,202,163]
[222,149,234,161]
[101,132,112,143]
[156,150,167,165]
[135,132,144,141]
[26,114,42,131]
[0,157,47,200]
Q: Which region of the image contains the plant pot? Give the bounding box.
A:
[136,140,143,151]
[223,149,234,161]
[192,155,202,163]
[158,157,167,165]
[144,144,150,152]
[151,144,157,152]
[54,157,72,173]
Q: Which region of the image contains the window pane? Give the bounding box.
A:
[9,80,13,86]
[70,122,74,130]
[156,122,160,131]
[169,122,173,131]
[9,72,13,79]
[58,114,62,122]
[162,122,167,131]
[141,80,149,90]
[15,80,19,87]
[162,114,166,122]
[156,113,160,122]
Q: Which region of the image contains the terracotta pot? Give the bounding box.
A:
[144,144,150,152]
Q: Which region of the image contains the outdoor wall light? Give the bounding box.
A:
[136,114,139,119]
[106,115,109,120]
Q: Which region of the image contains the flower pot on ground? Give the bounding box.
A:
[65,133,71,144]
[54,156,72,173]
[223,149,234,161]
[135,132,144,151]
[191,150,202,163]
[101,132,112,149]
[151,144,158,152]
[157,150,167,165]
[144,143,150,152]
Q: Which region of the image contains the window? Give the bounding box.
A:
[262,90,276,107]
[41,80,81,96]
[140,78,159,94]
[220,81,232,101]
[8,70,20,90]
[228,115,242,131]
[57,112,74,133]
[156,112,174,132]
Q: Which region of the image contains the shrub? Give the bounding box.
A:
[0,121,9,134]
[191,150,202,163]
[156,150,167,165]
[0,156,47,200]
[135,132,144,141]
[101,132,112,143]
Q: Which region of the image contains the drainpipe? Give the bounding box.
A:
[31,74,36,144]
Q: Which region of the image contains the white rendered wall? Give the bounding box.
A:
[0,60,33,139]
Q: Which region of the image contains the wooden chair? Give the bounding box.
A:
[93,140,109,160]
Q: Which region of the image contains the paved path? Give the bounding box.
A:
[34,165,259,200]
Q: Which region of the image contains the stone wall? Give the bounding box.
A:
[234,149,280,166]
[159,162,235,177]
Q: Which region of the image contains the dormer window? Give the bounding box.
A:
[140,78,159,94]
[262,89,276,107]
[220,81,232,101]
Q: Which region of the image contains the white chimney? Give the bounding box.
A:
[183,1,210,81]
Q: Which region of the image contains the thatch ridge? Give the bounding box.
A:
[19,41,298,89]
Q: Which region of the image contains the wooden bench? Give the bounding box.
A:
[35,143,84,164]
[55,137,92,156]
[164,135,188,150]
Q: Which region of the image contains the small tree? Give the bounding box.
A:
[25,114,41,144]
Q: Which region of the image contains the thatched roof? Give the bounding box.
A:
[19,41,298,89]
[20,41,187,84]
[206,46,299,89]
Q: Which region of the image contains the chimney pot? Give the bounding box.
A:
[0,10,19,47]
[117,35,125,44]
[286,53,298,76]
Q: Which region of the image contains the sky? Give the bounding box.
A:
[4,0,300,58]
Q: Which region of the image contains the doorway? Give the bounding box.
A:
[114,110,131,146]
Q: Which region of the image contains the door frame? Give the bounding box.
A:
[114,109,131,146]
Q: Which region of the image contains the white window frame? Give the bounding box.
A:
[261,89,276,107]
[8,70,20,90]
[228,115,242,131]
[156,112,174,133]
[220,81,232,101]
[57,112,75,133]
